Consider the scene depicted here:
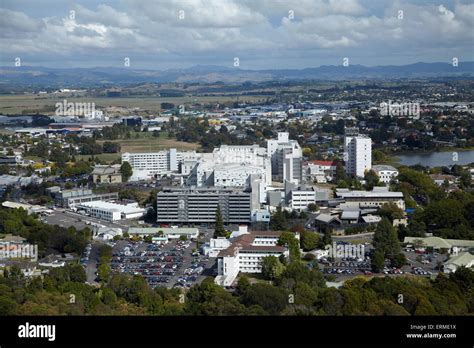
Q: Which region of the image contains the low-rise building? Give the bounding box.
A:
[305,160,337,183]
[77,201,145,221]
[444,252,474,274]
[372,165,399,184]
[203,237,232,257]
[429,174,456,186]
[92,164,122,184]
[1,201,51,215]
[403,236,474,254]
[54,188,119,208]
[94,227,123,241]
[335,187,405,210]
[0,155,23,166]
[290,189,316,211]
[128,227,199,241]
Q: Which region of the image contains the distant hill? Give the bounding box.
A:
[0,62,473,87]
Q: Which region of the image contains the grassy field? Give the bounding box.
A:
[76,153,121,163]
[76,132,199,163]
[0,94,265,115]
[98,132,199,153]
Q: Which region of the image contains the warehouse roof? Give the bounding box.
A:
[403,236,474,249]
[79,201,144,214]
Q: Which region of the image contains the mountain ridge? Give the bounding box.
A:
[1,61,473,87]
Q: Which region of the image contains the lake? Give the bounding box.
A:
[396,150,474,167]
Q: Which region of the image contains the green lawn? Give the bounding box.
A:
[0,94,264,115]
[76,153,121,163]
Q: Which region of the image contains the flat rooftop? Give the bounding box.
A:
[128,227,199,235]
[79,201,144,214]
[336,188,403,198]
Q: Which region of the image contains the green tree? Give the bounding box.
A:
[300,231,319,251]
[277,232,300,261]
[240,283,289,315]
[0,164,9,175]
[97,263,110,282]
[120,161,133,182]
[422,199,469,237]
[378,203,405,223]
[364,170,380,190]
[391,253,407,268]
[269,205,288,231]
[213,205,227,238]
[307,203,319,212]
[371,249,384,273]
[373,218,401,258]
[322,228,333,246]
[261,256,285,281]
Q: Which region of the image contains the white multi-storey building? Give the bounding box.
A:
[344,130,372,178]
[372,165,399,184]
[267,132,302,185]
[122,149,199,181]
[84,110,104,120]
[215,229,294,287]
[305,160,337,183]
[290,189,316,211]
[186,145,271,204]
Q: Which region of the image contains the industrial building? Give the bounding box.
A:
[76,201,145,221]
[53,188,119,208]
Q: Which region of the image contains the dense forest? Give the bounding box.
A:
[1,261,472,316]
[0,208,90,257]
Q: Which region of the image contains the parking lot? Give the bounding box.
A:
[42,209,131,230]
[403,248,448,275]
[313,243,447,281]
[109,237,214,289]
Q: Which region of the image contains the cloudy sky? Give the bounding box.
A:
[1,0,473,70]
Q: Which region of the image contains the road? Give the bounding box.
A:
[333,232,374,240]
[86,242,101,284]
[42,209,130,231]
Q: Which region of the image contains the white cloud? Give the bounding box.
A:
[0,0,472,68]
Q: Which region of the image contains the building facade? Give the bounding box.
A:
[156,187,252,223]
[335,187,405,210]
[77,201,145,221]
[122,149,198,181]
[372,165,399,184]
[215,230,292,286]
[92,164,122,184]
[344,129,372,177]
[290,190,316,211]
[54,188,119,208]
[267,132,302,184]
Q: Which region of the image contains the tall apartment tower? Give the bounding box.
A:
[267,132,302,185]
[344,128,372,178]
